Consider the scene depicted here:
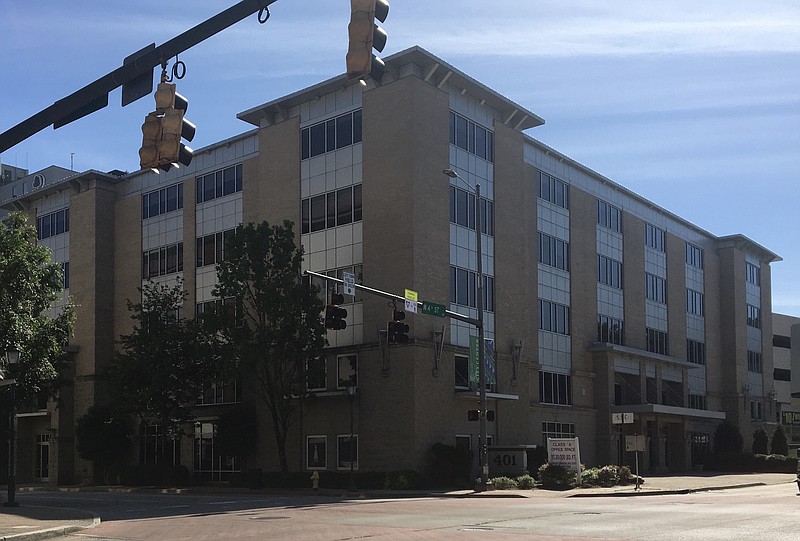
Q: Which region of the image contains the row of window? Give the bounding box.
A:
[36,208,69,240]
[538,299,570,335]
[539,371,572,406]
[306,434,359,470]
[747,350,763,373]
[746,262,761,286]
[142,242,184,279]
[301,109,363,160]
[450,266,495,312]
[598,314,624,345]
[542,421,575,442]
[306,354,358,391]
[686,288,704,316]
[449,186,494,236]
[196,164,243,204]
[646,327,669,355]
[686,243,703,269]
[687,338,706,365]
[688,394,707,410]
[746,304,761,329]
[301,185,363,234]
[538,172,569,210]
[196,227,239,268]
[598,255,623,289]
[142,183,184,219]
[597,200,622,233]
[645,223,665,252]
[645,273,666,303]
[538,232,570,271]
[449,111,494,162]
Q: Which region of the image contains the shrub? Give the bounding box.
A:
[713,422,744,453]
[538,463,578,488]
[491,476,518,490]
[111,463,190,486]
[527,447,549,477]
[752,427,768,455]
[384,470,421,490]
[771,426,789,456]
[516,474,535,490]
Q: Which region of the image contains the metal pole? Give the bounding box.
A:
[347,389,356,492]
[5,384,18,507]
[475,182,490,492]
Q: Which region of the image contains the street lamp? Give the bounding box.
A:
[4,345,20,508]
[346,384,357,492]
[443,168,492,492]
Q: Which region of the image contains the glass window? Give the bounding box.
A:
[353,109,362,143]
[337,354,357,388]
[455,355,469,388]
[307,357,327,391]
[353,184,362,222]
[336,113,353,149]
[337,187,353,226]
[310,195,325,232]
[310,123,325,157]
[307,436,327,469]
[326,192,336,229]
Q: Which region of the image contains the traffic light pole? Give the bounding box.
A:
[0,0,278,154]
[304,270,480,329]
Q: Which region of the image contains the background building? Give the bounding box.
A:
[1,46,786,484]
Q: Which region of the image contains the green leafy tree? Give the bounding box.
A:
[0,212,74,405]
[770,425,789,456]
[214,403,258,470]
[752,427,768,455]
[213,221,326,473]
[110,278,215,459]
[75,405,132,483]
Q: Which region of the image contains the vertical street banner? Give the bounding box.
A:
[469,335,479,383]
[468,336,497,385]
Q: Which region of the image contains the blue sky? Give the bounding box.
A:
[2,0,798,315]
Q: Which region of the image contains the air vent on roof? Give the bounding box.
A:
[32,174,45,189]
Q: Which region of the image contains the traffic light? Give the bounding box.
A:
[387,308,409,344]
[325,292,348,330]
[139,82,195,172]
[468,410,479,422]
[346,0,389,81]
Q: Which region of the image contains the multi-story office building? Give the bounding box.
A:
[1,46,784,484]
[774,313,800,447]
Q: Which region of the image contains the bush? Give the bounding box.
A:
[384,470,421,490]
[516,474,535,490]
[527,447,549,477]
[491,476,519,490]
[538,463,578,488]
[771,426,789,456]
[713,422,744,454]
[752,428,768,455]
[580,465,638,487]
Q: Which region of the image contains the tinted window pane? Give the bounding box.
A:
[337,113,353,149]
[326,119,336,152]
[223,166,236,195]
[353,184,362,222]
[310,123,325,157]
[301,127,310,159]
[337,187,352,226]
[310,195,325,232]
[353,109,362,143]
[326,192,336,228]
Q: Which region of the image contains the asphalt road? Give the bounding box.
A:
[22,483,800,540]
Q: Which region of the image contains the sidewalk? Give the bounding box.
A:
[0,473,795,540]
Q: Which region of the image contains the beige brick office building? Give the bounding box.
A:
[2,46,784,484]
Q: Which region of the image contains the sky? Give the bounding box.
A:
[1,0,798,316]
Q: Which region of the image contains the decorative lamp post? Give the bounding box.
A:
[4,346,20,508]
[346,384,357,492]
[443,168,492,492]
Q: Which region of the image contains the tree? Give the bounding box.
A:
[212,221,326,473]
[0,212,74,405]
[75,405,132,483]
[214,403,258,470]
[752,427,768,455]
[110,278,214,459]
[770,425,789,456]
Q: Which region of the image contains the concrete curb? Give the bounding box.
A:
[567,482,768,497]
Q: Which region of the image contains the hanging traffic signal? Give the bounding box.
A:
[139,82,195,172]
[468,410,479,422]
[387,308,409,344]
[325,292,348,330]
[346,0,389,81]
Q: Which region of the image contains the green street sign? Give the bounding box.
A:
[421,301,446,318]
